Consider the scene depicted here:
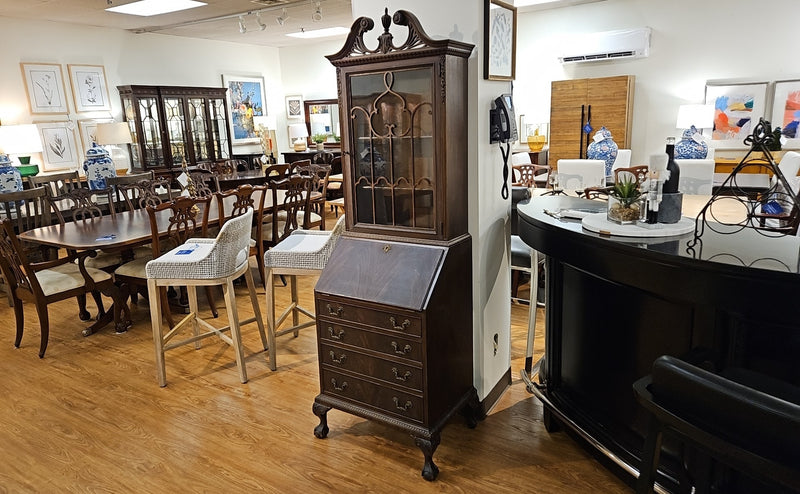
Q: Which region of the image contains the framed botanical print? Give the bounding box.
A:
[286,95,304,120]
[20,63,69,114]
[67,64,112,112]
[770,79,800,149]
[222,74,267,145]
[484,0,517,81]
[77,118,113,154]
[704,81,768,149]
[36,121,80,171]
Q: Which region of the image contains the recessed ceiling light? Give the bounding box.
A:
[286,26,350,39]
[106,0,207,17]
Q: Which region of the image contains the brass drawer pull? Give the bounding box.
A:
[389,317,411,331]
[393,397,412,411]
[391,341,412,355]
[328,326,345,341]
[327,304,344,317]
[331,379,348,392]
[392,367,412,382]
[330,351,347,365]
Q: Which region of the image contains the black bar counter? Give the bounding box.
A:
[517,195,800,491]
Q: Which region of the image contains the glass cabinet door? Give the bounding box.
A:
[349,68,435,231]
[163,97,188,165]
[187,97,209,163]
[209,97,230,160]
[133,95,165,168]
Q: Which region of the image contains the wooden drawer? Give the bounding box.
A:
[321,343,423,392]
[318,321,423,362]
[317,298,422,337]
[321,369,424,424]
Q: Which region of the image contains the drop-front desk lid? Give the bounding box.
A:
[315,236,447,311]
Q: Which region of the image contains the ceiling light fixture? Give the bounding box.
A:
[311,1,322,22]
[106,0,207,17]
[238,15,247,34]
[255,12,267,31]
[275,8,288,26]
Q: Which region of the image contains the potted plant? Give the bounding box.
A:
[607,175,644,224]
[312,133,327,151]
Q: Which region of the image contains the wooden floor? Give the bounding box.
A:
[0,209,630,493]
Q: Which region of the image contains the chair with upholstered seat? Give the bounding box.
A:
[27,171,82,199]
[512,164,550,188]
[556,159,606,190]
[215,184,263,282]
[611,149,632,172]
[676,159,715,195]
[0,218,127,357]
[145,208,267,386]
[295,162,330,229]
[263,214,345,370]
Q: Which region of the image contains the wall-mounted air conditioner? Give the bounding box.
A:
[557,27,651,63]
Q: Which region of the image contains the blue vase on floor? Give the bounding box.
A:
[0,154,23,193]
[587,126,618,176]
[674,125,708,159]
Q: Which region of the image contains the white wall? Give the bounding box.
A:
[515,0,800,164]
[351,0,512,403]
[0,16,283,166]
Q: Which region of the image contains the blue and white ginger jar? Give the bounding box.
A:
[586,126,618,176]
[674,125,708,159]
[0,154,23,193]
[83,144,116,190]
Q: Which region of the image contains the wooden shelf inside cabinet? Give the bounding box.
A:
[312,8,476,481]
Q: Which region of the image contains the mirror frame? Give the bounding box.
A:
[304,98,341,149]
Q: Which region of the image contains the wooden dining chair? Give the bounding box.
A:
[114,195,215,328]
[0,218,128,358]
[115,176,173,212]
[295,162,329,229]
[215,184,263,282]
[512,164,550,188]
[27,171,82,199]
[106,171,155,212]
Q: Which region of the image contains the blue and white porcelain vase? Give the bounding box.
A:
[0,154,23,193]
[674,125,708,159]
[83,144,116,190]
[586,126,619,176]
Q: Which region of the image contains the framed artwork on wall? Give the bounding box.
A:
[286,95,304,120]
[77,118,113,154]
[484,0,517,81]
[67,64,112,112]
[222,74,267,145]
[704,81,768,149]
[770,79,800,149]
[37,121,80,171]
[20,63,69,114]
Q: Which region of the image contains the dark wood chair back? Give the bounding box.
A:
[215,184,256,227]
[50,187,115,225]
[264,164,290,181]
[27,171,82,198]
[512,164,550,188]
[187,171,219,198]
[146,195,212,258]
[312,151,334,165]
[117,177,172,212]
[259,175,312,246]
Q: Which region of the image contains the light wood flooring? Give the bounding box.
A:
[0,209,630,493]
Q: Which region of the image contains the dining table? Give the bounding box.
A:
[17,188,300,336]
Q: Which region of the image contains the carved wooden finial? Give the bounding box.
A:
[381,7,391,32]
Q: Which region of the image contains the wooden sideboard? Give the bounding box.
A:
[281,149,340,165]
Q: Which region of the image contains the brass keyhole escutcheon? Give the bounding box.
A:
[383,244,391,253]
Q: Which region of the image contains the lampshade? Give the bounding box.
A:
[95,122,133,145]
[676,104,714,130]
[289,123,309,139]
[0,124,43,155]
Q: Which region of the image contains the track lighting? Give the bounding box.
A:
[238,15,246,34]
[275,8,288,26]
[255,12,267,31]
[312,1,322,22]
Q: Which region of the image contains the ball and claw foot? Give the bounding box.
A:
[312,402,330,439]
[414,434,441,481]
[79,309,91,321]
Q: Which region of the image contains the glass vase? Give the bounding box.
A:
[607,196,645,225]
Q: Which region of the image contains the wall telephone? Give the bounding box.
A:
[490,93,517,198]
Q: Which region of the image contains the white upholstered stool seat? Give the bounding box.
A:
[145,208,267,386]
[262,215,345,370]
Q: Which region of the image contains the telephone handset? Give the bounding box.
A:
[490,93,517,199]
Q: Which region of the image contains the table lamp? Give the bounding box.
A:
[0,124,43,177]
[254,115,278,164]
[95,122,133,168]
[289,123,309,152]
[675,104,714,159]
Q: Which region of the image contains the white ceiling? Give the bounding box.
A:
[0,0,355,47]
[0,0,606,48]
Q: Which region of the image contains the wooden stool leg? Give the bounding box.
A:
[187,285,201,349]
[290,275,300,337]
[147,279,167,387]
[265,268,277,371]
[222,278,247,383]
[245,267,268,351]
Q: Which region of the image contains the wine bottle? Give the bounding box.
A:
[662,137,680,193]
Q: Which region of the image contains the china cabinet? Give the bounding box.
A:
[118,85,232,177]
[312,9,477,481]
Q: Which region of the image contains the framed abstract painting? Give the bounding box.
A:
[770,79,800,149]
[222,74,267,145]
[20,63,69,114]
[286,95,303,120]
[484,0,517,81]
[704,81,768,149]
